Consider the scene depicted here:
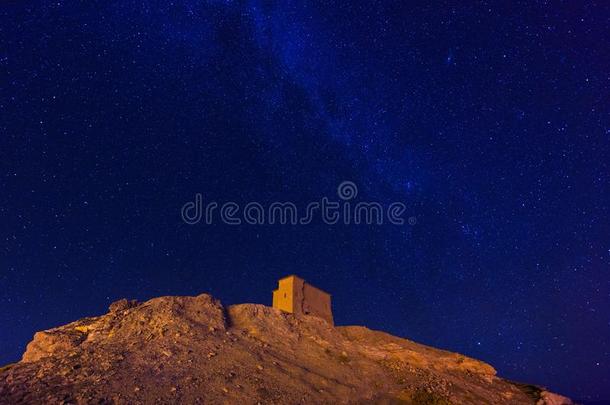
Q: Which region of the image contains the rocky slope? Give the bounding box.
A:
[0,293,573,404]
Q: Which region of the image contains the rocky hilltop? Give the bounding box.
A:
[0,293,573,404]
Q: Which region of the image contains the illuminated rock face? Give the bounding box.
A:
[272,275,334,325]
[1,292,572,404]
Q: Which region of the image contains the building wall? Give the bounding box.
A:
[302,283,334,325]
[272,277,295,314]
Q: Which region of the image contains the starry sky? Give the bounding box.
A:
[1,1,609,401]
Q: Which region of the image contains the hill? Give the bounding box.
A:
[0,293,573,404]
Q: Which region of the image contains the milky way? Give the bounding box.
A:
[1,1,609,400]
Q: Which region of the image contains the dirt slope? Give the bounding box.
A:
[0,293,573,404]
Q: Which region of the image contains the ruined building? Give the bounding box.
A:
[272,275,333,325]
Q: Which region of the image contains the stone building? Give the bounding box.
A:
[272,275,333,325]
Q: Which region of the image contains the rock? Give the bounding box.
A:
[537,390,574,405]
[22,329,86,363]
[0,293,573,405]
[109,299,139,313]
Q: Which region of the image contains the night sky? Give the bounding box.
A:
[2,1,609,401]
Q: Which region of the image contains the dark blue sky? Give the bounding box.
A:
[1,1,609,401]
